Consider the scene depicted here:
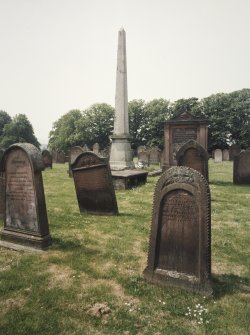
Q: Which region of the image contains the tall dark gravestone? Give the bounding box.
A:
[72,151,118,215]
[0,143,52,249]
[162,112,209,170]
[176,140,209,181]
[42,149,52,169]
[233,149,250,184]
[144,166,212,296]
[0,149,5,219]
[229,144,241,161]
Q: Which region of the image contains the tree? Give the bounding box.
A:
[143,99,171,148]
[75,103,115,149]
[128,99,146,148]
[48,109,82,153]
[0,114,40,148]
[0,110,12,142]
[170,97,199,117]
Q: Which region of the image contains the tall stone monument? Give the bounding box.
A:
[109,28,134,171]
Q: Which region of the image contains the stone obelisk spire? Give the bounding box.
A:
[109,28,134,170]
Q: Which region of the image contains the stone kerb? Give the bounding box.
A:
[176,140,209,181]
[233,149,250,184]
[0,143,52,250]
[144,166,212,296]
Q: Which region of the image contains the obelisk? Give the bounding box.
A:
[109,28,134,170]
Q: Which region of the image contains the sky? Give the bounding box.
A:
[0,0,250,144]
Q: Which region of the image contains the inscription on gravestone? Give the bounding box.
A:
[144,166,212,296]
[0,143,51,249]
[72,152,118,215]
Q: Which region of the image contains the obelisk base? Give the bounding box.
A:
[109,134,135,171]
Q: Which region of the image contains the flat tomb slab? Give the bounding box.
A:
[111,170,148,189]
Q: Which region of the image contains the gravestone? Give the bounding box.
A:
[69,146,84,177]
[42,150,52,169]
[214,149,222,162]
[222,149,229,161]
[0,143,52,249]
[52,151,65,163]
[229,144,241,161]
[149,147,161,164]
[176,140,209,180]
[233,149,250,184]
[163,112,209,170]
[71,151,118,215]
[92,143,100,155]
[137,145,147,155]
[144,166,212,296]
[138,150,149,167]
[0,149,5,219]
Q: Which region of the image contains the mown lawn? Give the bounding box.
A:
[0,160,249,335]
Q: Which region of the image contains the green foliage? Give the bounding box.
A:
[170,97,199,117]
[128,99,146,148]
[0,110,12,140]
[48,109,82,153]
[76,103,114,149]
[0,114,40,149]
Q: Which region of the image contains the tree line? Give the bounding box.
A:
[48,88,250,153]
[0,88,249,153]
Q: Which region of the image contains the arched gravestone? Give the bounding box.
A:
[214,149,222,162]
[0,143,52,249]
[71,151,118,215]
[222,149,229,161]
[68,146,84,177]
[149,147,161,164]
[144,166,212,296]
[229,144,241,161]
[42,149,52,169]
[0,149,5,219]
[176,140,209,181]
[233,149,250,184]
[92,143,100,154]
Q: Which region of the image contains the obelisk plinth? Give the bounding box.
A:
[109,28,134,170]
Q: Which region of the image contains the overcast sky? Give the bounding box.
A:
[1,0,249,143]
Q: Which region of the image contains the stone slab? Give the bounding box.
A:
[111,170,148,189]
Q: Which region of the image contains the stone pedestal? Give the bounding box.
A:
[109,135,134,170]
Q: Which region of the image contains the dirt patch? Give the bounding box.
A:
[0,295,26,319]
[47,264,74,289]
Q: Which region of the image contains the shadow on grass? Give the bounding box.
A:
[209,181,233,187]
[51,237,99,256]
[212,273,250,299]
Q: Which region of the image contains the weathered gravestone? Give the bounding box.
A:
[229,144,241,161]
[0,149,5,219]
[162,112,209,170]
[138,150,149,167]
[144,166,212,296]
[176,140,209,181]
[52,151,65,163]
[71,151,118,215]
[233,149,250,184]
[214,149,222,162]
[92,143,100,155]
[149,147,161,164]
[222,149,229,161]
[0,143,52,249]
[68,146,84,177]
[42,149,52,169]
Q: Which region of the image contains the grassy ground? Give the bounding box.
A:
[0,160,249,335]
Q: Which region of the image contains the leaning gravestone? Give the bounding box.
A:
[214,149,222,162]
[222,149,229,161]
[42,149,52,169]
[233,149,250,184]
[68,146,84,177]
[144,166,212,296]
[71,151,118,215]
[176,140,209,181]
[229,144,241,161]
[0,149,5,219]
[0,143,52,249]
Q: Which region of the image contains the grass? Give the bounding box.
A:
[0,160,249,335]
